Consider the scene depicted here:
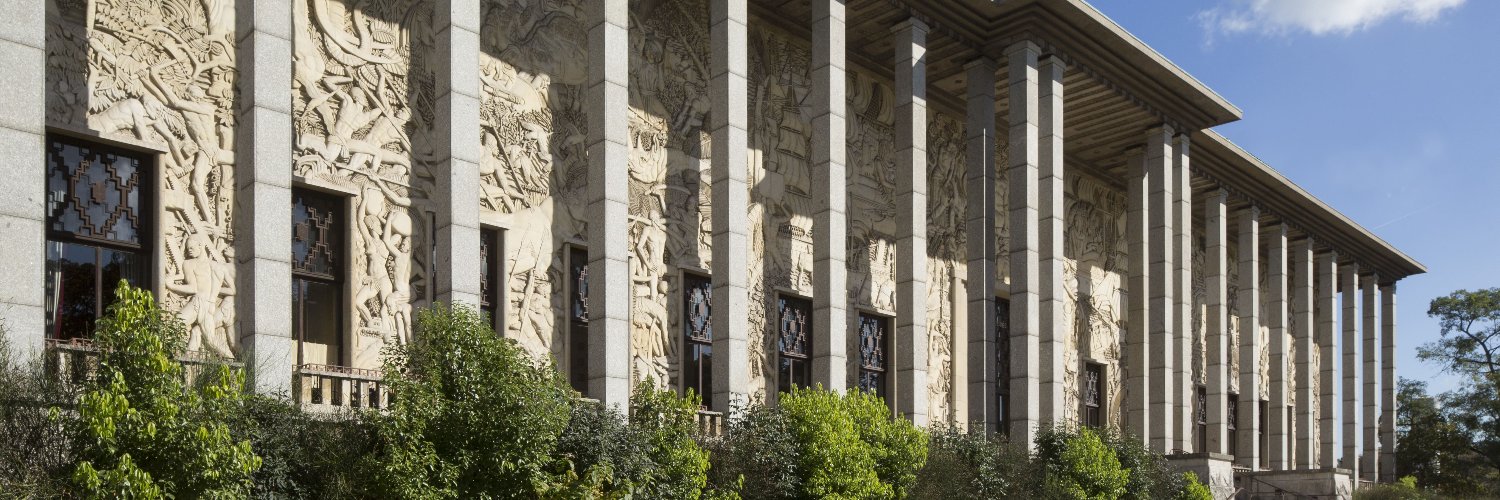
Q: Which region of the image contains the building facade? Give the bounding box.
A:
[0,0,1423,496]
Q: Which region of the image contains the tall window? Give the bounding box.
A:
[856,312,890,399]
[682,273,712,407]
[292,189,343,367]
[1197,385,1208,453]
[44,137,151,341]
[1082,362,1104,428]
[996,297,1012,435]
[480,228,501,331]
[1228,392,1239,457]
[567,247,590,394]
[776,295,812,394]
[1259,400,1270,468]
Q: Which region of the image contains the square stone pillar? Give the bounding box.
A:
[1236,205,1261,469]
[1294,238,1317,469]
[1126,151,1151,444]
[965,57,999,430]
[1038,55,1067,427]
[586,0,631,409]
[1317,250,1339,467]
[234,0,296,394]
[0,0,47,364]
[810,0,848,392]
[1340,263,1358,478]
[1204,189,1230,455]
[893,19,930,426]
[1005,40,1041,444]
[1267,224,1290,469]
[1147,125,1176,453]
[1172,134,1194,453]
[710,0,751,412]
[1362,273,1379,482]
[432,0,482,308]
[1380,283,1397,482]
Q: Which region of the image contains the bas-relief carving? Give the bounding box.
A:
[1065,174,1127,426]
[478,0,589,360]
[294,0,436,367]
[47,0,240,358]
[925,113,967,420]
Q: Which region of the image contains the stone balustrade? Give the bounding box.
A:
[295,364,388,413]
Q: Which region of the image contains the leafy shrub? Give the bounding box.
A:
[912,426,1039,498]
[840,389,927,497]
[231,394,375,498]
[556,381,711,497]
[0,324,75,495]
[1173,472,1213,500]
[1354,475,1443,500]
[70,281,261,498]
[1034,426,1130,500]
[704,398,799,499]
[366,304,574,499]
[1101,429,1183,499]
[779,387,889,499]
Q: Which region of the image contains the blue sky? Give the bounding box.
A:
[1088,0,1500,396]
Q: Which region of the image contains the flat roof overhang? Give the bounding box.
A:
[1192,130,1427,282]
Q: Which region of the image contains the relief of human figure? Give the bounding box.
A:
[167,232,236,358]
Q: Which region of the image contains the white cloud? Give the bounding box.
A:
[1198,0,1466,37]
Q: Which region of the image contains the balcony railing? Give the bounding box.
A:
[697,408,725,437]
[295,364,388,413]
[45,338,242,386]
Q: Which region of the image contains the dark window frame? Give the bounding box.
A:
[1228,392,1240,457]
[681,272,713,408]
[43,135,155,341]
[1197,385,1208,454]
[291,187,346,368]
[566,245,590,395]
[856,311,892,400]
[996,296,1012,436]
[479,227,503,332]
[776,293,813,395]
[1082,361,1105,428]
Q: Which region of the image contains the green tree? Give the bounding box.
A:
[70,281,260,498]
[1417,288,1500,494]
[1396,379,1489,496]
[1034,426,1130,500]
[367,304,574,499]
[779,387,888,499]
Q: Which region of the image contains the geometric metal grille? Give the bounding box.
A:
[480,228,500,327]
[46,138,144,247]
[1083,362,1102,428]
[291,190,341,280]
[996,297,1012,433]
[567,247,590,394]
[857,313,889,397]
[1197,386,1208,425]
[685,274,712,342]
[777,295,813,394]
[570,247,589,324]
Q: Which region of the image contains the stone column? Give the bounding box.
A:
[0,0,46,364]
[1341,263,1358,477]
[432,0,481,307]
[1362,273,1379,482]
[1380,283,1397,482]
[1294,238,1316,469]
[1173,135,1194,452]
[1317,250,1338,467]
[965,57,999,430]
[1005,40,1041,443]
[586,0,631,408]
[1126,151,1151,444]
[1267,224,1290,469]
[1038,55,1067,426]
[1237,206,1261,469]
[1204,189,1230,455]
[894,19,930,426]
[234,0,296,394]
[811,0,847,392]
[1147,125,1176,453]
[710,0,751,412]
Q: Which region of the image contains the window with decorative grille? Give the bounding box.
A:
[1260,399,1269,468]
[996,297,1012,435]
[1197,385,1208,453]
[568,247,590,394]
[856,312,890,399]
[777,295,812,395]
[1228,392,1240,457]
[682,273,712,408]
[1082,362,1104,428]
[480,228,501,332]
[291,188,344,367]
[44,137,152,341]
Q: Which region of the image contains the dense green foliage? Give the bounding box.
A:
[555,381,711,497]
[70,282,260,498]
[1035,426,1129,499]
[366,305,575,499]
[910,426,1038,497]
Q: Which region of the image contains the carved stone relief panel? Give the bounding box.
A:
[47,0,240,358]
[925,112,967,420]
[1064,173,1128,426]
[293,0,437,368]
[478,0,589,362]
